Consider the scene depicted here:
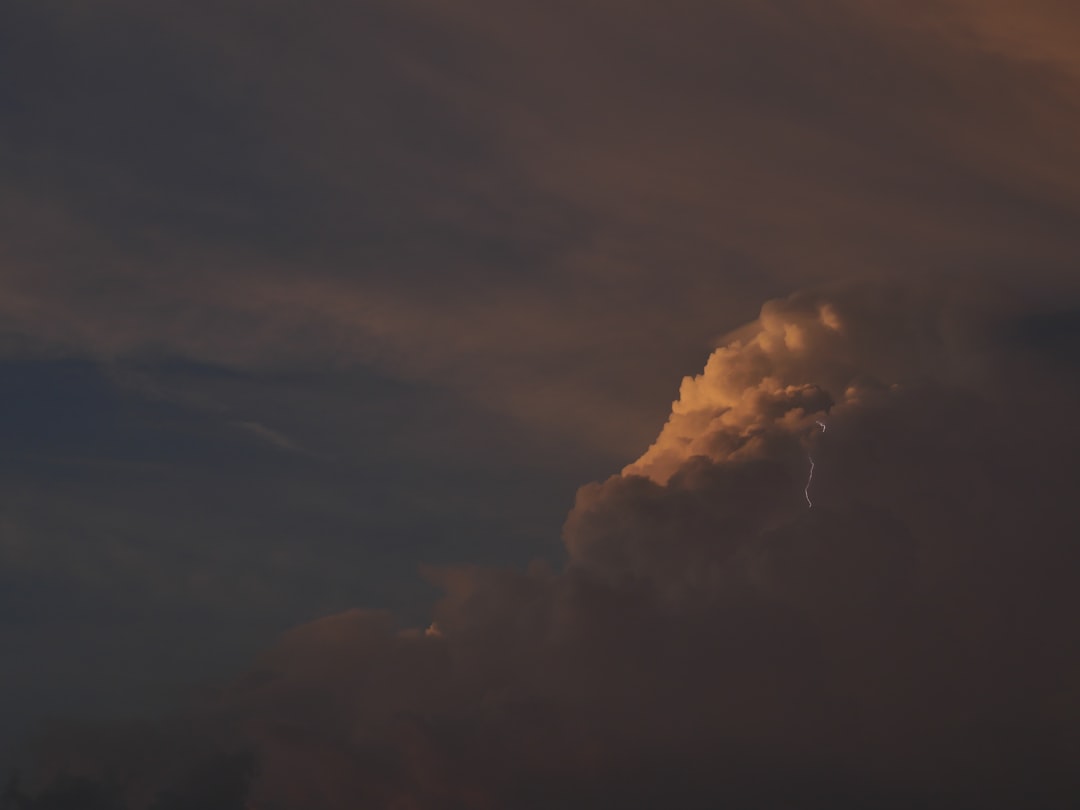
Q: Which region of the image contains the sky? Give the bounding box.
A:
[2,1,1080,807]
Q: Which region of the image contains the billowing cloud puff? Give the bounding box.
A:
[27,285,1080,808]
[624,286,987,483]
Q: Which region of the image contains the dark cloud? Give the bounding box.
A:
[224,288,1078,807]
[5,1,1080,805]
[19,285,1080,807]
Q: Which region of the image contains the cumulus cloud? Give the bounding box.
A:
[227,286,1076,808]
[27,283,1080,808]
[622,285,993,483]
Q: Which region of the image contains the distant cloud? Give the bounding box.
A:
[222,284,1079,807]
[31,281,1080,807]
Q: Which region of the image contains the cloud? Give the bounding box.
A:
[7,0,1080,803]
[622,284,992,483]
[224,285,1077,807]
[26,281,1080,807]
[5,0,1080,457]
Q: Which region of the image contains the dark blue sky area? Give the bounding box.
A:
[0,355,597,759]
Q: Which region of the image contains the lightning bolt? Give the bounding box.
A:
[804,420,826,508]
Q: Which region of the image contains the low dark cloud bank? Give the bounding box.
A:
[17,285,1080,808]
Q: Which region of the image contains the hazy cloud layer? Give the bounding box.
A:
[4,0,1080,451]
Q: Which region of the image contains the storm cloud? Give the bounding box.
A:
[244,288,1078,807]
[26,285,1079,808]
[5,1,1080,807]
